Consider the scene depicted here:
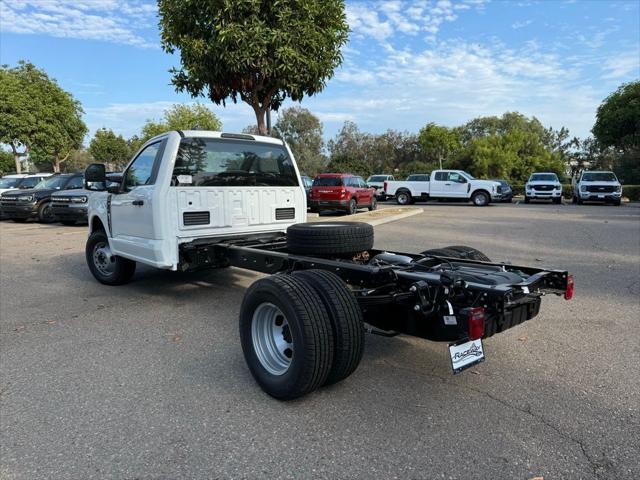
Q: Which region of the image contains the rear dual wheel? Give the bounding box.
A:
[240,271,364,400]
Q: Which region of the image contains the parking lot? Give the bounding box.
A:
[1,202,639,480]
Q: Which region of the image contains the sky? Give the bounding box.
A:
[1,0,639,144]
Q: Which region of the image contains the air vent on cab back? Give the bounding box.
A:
[183,211,210,226]
[275,208,295,220]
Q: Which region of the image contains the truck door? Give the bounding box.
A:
[110,141,164,261]
[446,172,469,198]
[430,171,448,197]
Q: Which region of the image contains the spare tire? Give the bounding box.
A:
[287,222,374,256]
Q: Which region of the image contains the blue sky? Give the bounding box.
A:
[1,0,638,143]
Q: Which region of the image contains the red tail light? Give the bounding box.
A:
[468,307,485,340]
[564,274,574,300]
[384,181,388,193]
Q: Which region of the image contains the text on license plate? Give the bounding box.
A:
[449,339,485,374]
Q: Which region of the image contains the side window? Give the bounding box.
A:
[434,172,447,181]
[124,142,161,190]
[357,177,366,188]
[448,172,466,183]
[66,176,84,189]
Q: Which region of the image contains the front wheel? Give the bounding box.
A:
[471,191,490,206]
[85,230,136,285]
[368,197,378,211]
[553,197,562,205]
[38,202,55,223]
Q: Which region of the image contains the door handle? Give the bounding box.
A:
[444,183,451,186]
[132,200,144,206]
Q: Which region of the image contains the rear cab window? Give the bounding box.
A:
[313,177,343,187]
[172,137,298,187]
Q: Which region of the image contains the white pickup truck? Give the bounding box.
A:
[384,170,503,206]
[82,130,572,400]
[572,170,622,206]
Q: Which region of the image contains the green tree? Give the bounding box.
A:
[0,61,86,173]
[418,123,462,169]
[273,107,325,175]
[158,0,349,135]
[592,81,640,183]
[0,150,14,174]
[141,103,222,141]
[89,128,131,170]
[325,155,372,179]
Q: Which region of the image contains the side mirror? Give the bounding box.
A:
[84,163,106,191]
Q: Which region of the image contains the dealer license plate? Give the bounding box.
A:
[449,339,485,374]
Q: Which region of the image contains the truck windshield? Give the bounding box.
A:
[34,176,69,190]
[530,173,558,182]
[0,178,21,188]
[173,137,299,187]
[582,172,617,182]
[368,176,387,182]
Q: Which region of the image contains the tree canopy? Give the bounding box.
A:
[89,128,131,170]
[418,123,462,170]
[141,103,222,141]
[0,61,86,173]
[158,0,349,135]
[273,107,325,176]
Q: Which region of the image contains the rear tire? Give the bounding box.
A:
[572,195,577,204]
[239,274,334,400]
[346,198,357,215]
[396,190,411,205]
[293,270,364,386]
[85,230,136,285]
[287,222,374,256]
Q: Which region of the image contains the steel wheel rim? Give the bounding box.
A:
[398,193,408,204]
[372,198,377,210]
[251,303,293,375]
[349,200,357,214]
[474,194,487,206]
[93,241,116,277]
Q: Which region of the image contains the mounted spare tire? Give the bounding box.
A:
[287,222,374,256]
[421,245,491,262]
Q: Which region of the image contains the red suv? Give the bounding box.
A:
[308,173,377,215]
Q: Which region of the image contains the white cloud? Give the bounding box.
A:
[512,19,533,29]
[601,53,640,79]
[0,0,158,48]
[346,0,486,44]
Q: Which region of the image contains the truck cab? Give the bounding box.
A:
[84,131,306,274]
[572,170,622,205]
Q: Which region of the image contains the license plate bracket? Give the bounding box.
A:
[449,339,485,374]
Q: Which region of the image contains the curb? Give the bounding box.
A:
[306,207,423,226]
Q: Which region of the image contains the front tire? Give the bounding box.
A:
[553,197,562,205]
[368,197,378,211]
[85,230,136,285]
[524,196,530,204]
[471,191,490,206]
[61,220,77,226]
[11,218,27,223]
[240,274,334,400]
[38,202,55,223]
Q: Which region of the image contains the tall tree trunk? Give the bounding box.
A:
[253,103,267,136]
[11,144,22,174]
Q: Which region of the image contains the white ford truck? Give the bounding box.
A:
[572,170,622,206]
[383,170,503,206]
[83,130,573,400]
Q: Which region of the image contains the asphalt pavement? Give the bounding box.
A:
[1,201,639,479]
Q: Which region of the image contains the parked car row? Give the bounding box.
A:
[0,172,122,225]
